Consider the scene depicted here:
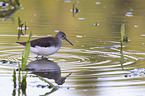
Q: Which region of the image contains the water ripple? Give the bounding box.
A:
[0,43,144,88]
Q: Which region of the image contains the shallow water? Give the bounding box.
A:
[1,0,145,96]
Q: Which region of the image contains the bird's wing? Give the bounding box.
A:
[30,37,58,47]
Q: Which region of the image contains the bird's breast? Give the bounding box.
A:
[30,45,61,56]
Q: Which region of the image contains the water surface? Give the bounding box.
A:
[1,0,145,96]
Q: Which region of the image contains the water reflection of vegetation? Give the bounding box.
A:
[0,0,20,21]
[120,23,128,70]
[0,59,18,65]
[12,32,31,96]
[39,77,58,96]
[12,69,27,96]
[72,2,79,16]
[14,16,72,95]
[19,32,31,96]
[120,23,125,70]
[12,69,16,96]
[12,56,72,95]
[17,17,28,40]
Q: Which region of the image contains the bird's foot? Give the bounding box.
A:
[41,56,48,60]
[35,55,42,60]
[35,55,48,60]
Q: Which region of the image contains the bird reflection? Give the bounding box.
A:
[26,58,72,85]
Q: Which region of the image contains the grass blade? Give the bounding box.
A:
[18,17,21,27]
[21,32,32,71]
[21,71,28,95]
[39,77,57,89]
[29,31,32,41]
[120,23,125,44]
[120,23,125,70]
[13,69,17,88]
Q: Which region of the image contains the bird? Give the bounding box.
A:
[16,31,73,58]
[26,58,72,85]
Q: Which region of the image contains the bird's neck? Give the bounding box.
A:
[55,36,62,47]
[55,36,62,41]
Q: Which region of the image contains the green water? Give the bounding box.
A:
[1,0,145,96]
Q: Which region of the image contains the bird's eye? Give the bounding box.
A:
[62,35,65,37]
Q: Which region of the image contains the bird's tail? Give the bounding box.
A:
[16,42,22,44]
[16,42,26,46]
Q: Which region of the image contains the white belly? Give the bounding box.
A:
[30,45,60,56]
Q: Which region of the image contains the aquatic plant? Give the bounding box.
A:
[13,69,16,88]
[39,77,57,89]
[13,32,32,96]
[19,31,31,95]
[3,0,20,7]
[21,31,32,71]
[72,2,79,16]
[0,0,20,21]
[24,22,27,34]
[17,17,28,40]
[120,23,125,70]
[14,0,20,6]
[12,69,16,96]
[120,23,125,44]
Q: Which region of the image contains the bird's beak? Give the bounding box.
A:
[65,38,73,46]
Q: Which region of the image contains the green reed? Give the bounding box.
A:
[17,17,28,40]
[8,0,20,6]
[72,2,79,16]
[20,31,32,95]
[13,31,32,96]
[21,31,32,71]
[13,69,16,88]
[12,69,16,96]
[120,23,125,70]
[14,0,20,6]
[120,23,125,44]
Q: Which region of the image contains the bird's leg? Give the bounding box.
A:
[37,54,39,58]
[36,55,44,60]
[41,55,45,59]
[36,54,39,60]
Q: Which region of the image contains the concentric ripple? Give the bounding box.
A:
[1,40,145,96]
